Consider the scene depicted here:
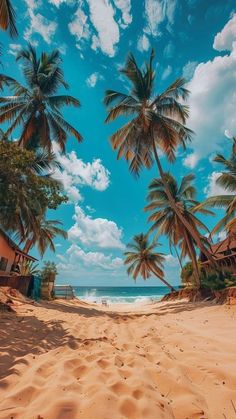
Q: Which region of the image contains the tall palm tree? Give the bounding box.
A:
[145,173,213,287]
[124,233,175,292]
[104,49,215,264]
[0,0,18,37]
[199,136,236,235]
[0,44,82,151]
[22,218,67,257]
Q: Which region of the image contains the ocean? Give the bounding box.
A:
[73,286,178,304]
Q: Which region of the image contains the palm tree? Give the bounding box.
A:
[124,233,175,292]
[0,0,18,37]
[104,49,215,264]
[22,218,67,257]
[199,136,236,235]
[145,173,213,287]
[0,44,82,151]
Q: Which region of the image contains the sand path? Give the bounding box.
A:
[0,299,236,419]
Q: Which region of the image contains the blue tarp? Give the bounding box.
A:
[29,275,42,300]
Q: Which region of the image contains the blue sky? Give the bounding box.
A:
[1,0,236,286]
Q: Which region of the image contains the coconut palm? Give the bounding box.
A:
[124,233,175,292]
[0,44,82,151]
[0,0,17,37]
[22,218,67,257]
[199,137,236,235]
[104,49,215,264]
[145,173,213,287]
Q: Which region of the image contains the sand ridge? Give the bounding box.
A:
[0,298,236,419]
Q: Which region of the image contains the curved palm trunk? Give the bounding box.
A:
[148,264,176,292]
[151,136,217,268]
[182,229,201,288]
[173,244,183,270]
[23,238,33,254]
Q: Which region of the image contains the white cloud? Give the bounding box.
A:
[48,0,75,7]
[164,254,179,267]
[183,152,200,169]
[68,206,125,250]
[113,0,132,28]
[68,7,90,50]
[69,0,132,57]
[8,43,21,56]
[144,0,177,36]
[183,14,236,168]
[137,34,150,52]
[162,64,172,80]
[24,9,57,44]
[182,60,198,80]
[204,171,235,197]
[86,72,104,87]
[61,244,123,270]
[213,13,236,52]
[88,0,120,56]
[52,144,110,203]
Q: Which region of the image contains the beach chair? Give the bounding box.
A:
[101,299,108,306]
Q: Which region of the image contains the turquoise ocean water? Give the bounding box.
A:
[73,286,179,304]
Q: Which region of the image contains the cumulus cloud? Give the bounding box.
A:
[60,244,123,270]
[69,0,131,57]
[88,0,120,56]
[182,60,198,80]
[183,14,236,168]
[48,0,75,7]
[113,0,132,28]
[204,171,235,197]
[68,7,90,50]
[213,13,236,52]
[68,206,125,250]
[52,145,110,203]
[86,72,104,87]
[24,7,57,44]
[144,0,177,36]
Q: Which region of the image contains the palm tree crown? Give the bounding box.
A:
[124,233,175,291]
[0,44,82,151]
[104,49,193,176]
[200,137,236,234]
[22,218,67,257]
[145,173,212,286]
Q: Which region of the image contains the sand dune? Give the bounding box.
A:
[0,297,236,419]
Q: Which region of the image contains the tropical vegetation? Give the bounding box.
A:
[0,23,235,295]
[144,173,213,287]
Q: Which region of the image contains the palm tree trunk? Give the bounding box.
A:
[151,135,217,267]
[148,265,176,292]
[173,244,183,270]
[23,238,33,254]
[182,229,201,288]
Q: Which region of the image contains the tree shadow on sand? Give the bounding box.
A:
[0,311,78,382]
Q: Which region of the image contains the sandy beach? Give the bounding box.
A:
[0,296,236,419]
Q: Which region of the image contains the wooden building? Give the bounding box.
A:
[0,228,36,276]
[201,237,236,273]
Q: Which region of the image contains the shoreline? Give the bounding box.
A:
[0,291,236,418]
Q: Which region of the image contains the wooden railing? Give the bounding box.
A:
[54,285,75,299]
